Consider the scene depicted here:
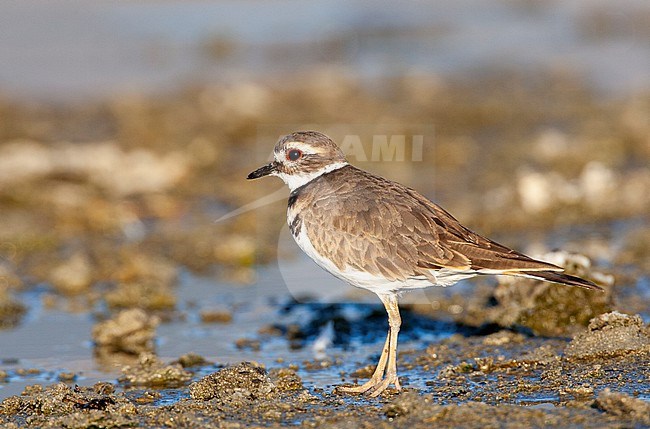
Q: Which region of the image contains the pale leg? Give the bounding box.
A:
[368,294,401,397]
[337,293,402,396]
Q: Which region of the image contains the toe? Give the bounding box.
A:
[367,378,391,397]
[367,375,400,398]
[336,377,381,394]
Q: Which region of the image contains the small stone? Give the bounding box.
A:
[189,362,274,402]
[57,372,76,382]
[50,253,93,295]
[118,353,191,387]
[269,368,303,391]
[174,352,211,368]
[594,388,650,425]
[0,287,26,329]
[482,330,525,346]
[92,308,159,355]
[199,309,233,324]
[93,382,115,395]
[105,281,177,311]
[235,338,261,351]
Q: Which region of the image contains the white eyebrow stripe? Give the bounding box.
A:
[284,141,318,154]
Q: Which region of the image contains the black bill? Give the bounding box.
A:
[247,162,277,180]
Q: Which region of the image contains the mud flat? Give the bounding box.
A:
[0,311,648,428]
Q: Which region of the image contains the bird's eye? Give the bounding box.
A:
[287,149,303,161]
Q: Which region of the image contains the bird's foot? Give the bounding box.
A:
[336,378,380,394]
[368,373,400,398]
[336,374,401,397]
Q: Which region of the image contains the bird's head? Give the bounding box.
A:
[247,131,348,191]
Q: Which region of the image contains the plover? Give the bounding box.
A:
[247,131,602,397]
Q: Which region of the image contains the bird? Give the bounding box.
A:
[247,130,603,397]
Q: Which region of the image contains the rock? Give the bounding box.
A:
[490,251,614,336]
[92,308,159,355]
[383,391,425,418]
[580,162,617,207]
[118,353,191,387]
[235,338,261,351]
[516,169,559,213]
[199,309,233,324]
[268,368,303,392]
[105,281,176,311]
[174,352,212,368]
[594,388,650,425]
[113,253,177,287]
[57,372,76,382]
[0,141,51,187]
[481,330,525,346]
[0,285,26,329]
[104,253,178,311]
[50,253,93,295]
[0,382,136,428]
[517,163,621,214]
[0,264,22,290]
[0,140,188,196]
[0,382,131,415]
[189,362,275,402]
[565,311,650,359]
[212,235,256,267]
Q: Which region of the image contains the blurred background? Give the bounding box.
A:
[0,0,649,400]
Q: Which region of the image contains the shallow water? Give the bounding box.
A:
[1,219,648,405]
[0,251,456,401]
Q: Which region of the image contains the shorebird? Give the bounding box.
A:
[247,131,602,397]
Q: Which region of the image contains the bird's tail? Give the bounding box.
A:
[516,270,604,291]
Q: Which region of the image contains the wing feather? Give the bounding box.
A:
[298,166,562,282]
